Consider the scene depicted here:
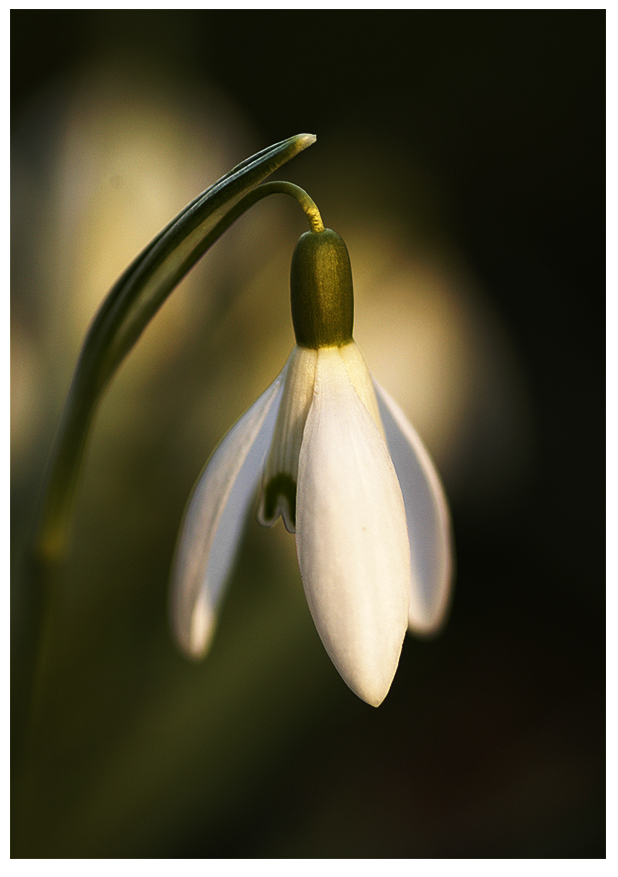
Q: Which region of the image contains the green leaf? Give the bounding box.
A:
[35,133,315,565]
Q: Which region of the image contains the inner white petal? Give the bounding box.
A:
[258,345,317,532]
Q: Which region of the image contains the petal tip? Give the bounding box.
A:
[357,683,391,708]
[324,627,406,708]
[342,656,400,707]
[407,615,445,640]
[175,590,217,660]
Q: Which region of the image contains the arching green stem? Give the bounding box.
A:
[33,136,317,572]
[18,135,321,767]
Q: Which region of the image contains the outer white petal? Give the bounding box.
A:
[170,370,285,658]
[296,347,411,707]
[374,380,453,635]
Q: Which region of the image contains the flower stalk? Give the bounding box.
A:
[19,135,318,759]
[33,136,317,574]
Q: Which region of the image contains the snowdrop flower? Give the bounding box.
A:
[171,223,453,706]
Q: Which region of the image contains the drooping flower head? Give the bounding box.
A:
[171,206,453,706]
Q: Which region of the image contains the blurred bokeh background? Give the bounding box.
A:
[11,10,605,858]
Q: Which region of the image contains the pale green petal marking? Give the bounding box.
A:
[258,346,317,533]
[261,473,298,532]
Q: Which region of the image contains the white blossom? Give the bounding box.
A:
[170,339,452,706]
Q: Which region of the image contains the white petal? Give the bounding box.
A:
[374,380,453,635]
[296,347,411,707]
[170,370,285,658]
[258,345,317,533]
[338,340,384,434]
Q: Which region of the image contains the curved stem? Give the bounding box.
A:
[18,135,319,779]
[34,177,325,575]
[32,136,317,573]
[252,181,325,232]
